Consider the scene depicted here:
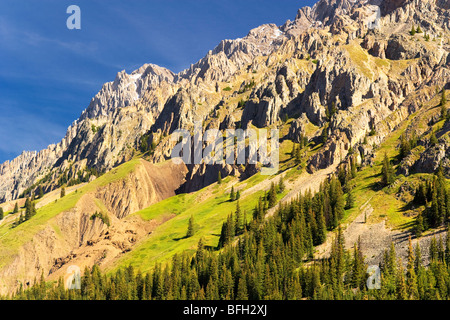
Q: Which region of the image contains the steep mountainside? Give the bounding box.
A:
[0,0,449,296]
[0,0,449,203]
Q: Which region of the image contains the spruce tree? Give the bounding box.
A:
[291,142,296,157]
[38,185,44,199]
[217,171,222,184]
[415,211,424,237]
[295,145,302,164]
[400,133,411,159]
[440,89,447,119]
[186,215,195,238]
[230,186,236,201]
[268,182,277,208]
[13,202,19,214]
[345,189,355,210]
[430,132,438,146]
[0,207,3,220]
[235,201,241,235]
[381,153,395,186]
[60,186,66,198]
[410,24,416,35]
[236,277,248,300]
[406,236,419,299]
[278,176,285,193]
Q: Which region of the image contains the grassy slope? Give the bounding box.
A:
[0,158,141,269]
[345,91,449,231]
[110,135,303,273]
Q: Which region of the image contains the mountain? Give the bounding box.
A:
[0,0,449,296]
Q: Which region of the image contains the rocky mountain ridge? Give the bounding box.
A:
[0,0,449,204]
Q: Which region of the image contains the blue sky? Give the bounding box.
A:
[0,0,316,163]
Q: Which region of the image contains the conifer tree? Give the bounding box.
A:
[186,215,195,238]
[400,133,411,159]
[430,132,438,146]
[350,157,357,179]
[410,24,416,35]
[414,243,422,274]
[429,237,438,262]
[396,259,407,300]
[415,211,424,237]
[13,202,19,214]
[345,189,355,210]
[38,185,44,199]
[60,186,66,198]
[406,236,419,299]
[278,176,285,193]
[441,89,447,119]
[230,186,236,201]
[321,126,328,144]
[217,171,222,184]
[381,153,395,186]
[235,201,241,235]
[268,182,277,208]
[0,207,3,220]
[295,144,302,164]
[236,276,248,300]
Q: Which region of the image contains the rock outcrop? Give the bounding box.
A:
[0,0,449,204]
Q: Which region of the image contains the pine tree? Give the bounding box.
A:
[381,153,395,186]
[429,237,438,262]
[235,190,241,200]
[13,202,19,214]
[440,89,447,119]
[321,126,328,144]
[440,88,447,106]
[396,259,408,300]
[430,132,438,146]
[406,236,419,299]
[186,215,195,238]
[345,189,355,210]
[415,211,424,237]
[60,186,66,198]
[268,182,277,208]
[291,142,296,157]
[350,157,357,180]
[38,185,44,199]
[236,276,248,300]
[0,207,3,220]
[410,24,416,35]
[414,242,422,274]
[235,201,241,235]
[351,238,366,290]
[400,133,411,159]
[278,176,285,193]
[416,25,422,33]
[295,145,302,164]
[217,171,222,184]
[230,186,236,201]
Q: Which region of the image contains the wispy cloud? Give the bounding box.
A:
[0,108,67,155]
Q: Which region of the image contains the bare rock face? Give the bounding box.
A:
[0,65,175,202]
[81,64,175,120]
[1,0,449,203]
[413,139,450,177]
[288,115,308,143]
